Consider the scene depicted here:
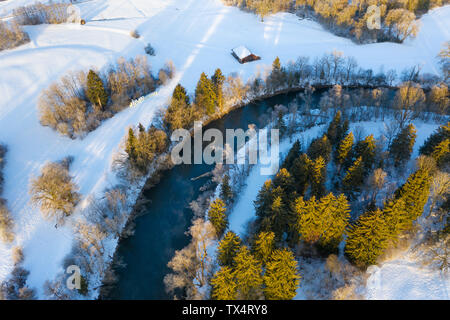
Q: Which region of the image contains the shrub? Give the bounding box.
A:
[13,3,70,25]
[29,161,80,222]
[0,20,30,51]
[145,43,155,56]
[130,29,140,38]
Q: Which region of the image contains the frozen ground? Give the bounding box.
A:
[0,0,449,298]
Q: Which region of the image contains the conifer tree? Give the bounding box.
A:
[164,84,191,132]
[265,194,287,240]
[307,135,332,163]
[282,140,301,170]
[431,138,450,167]
[345,209,390,267]
[310,156,326,198]
[295,193,350,251]
[263,248,300,300]
[195,72,217,115]
[217,231,242,267]
[125,128,137,163]
[210,266,237,300]
[295,196,321,243]
[326,110,348,147]
[212,68,225,113]
[335,132,354,174]
[352,134,376,174]
[254,180,273,219]
[86,69,108,110]
[394,167,431,222]
[318,193,350,251]
[420,122,450,156]
[208,198,228,237]
[272,168,296,202]
[389,123,417,167]
[272,57,281,71]
[382,197,409,240]
[233,246,263,299]
[291,154,312,196]
[220,174,234,204]
[342,156,365,197]
[253,231,275,265]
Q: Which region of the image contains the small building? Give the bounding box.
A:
[231,46,261,64]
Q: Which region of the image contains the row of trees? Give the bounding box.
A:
[223,0,449,43]
[346,163,432,266]
[39,56,174,138]
[211,231,300,300]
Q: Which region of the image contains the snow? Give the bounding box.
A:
[0,0,449,298]
[232,45,251,60]
[366,254,450,300]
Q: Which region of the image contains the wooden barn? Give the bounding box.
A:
[231,46,261,64]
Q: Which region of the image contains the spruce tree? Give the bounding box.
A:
[217,231,242,267]
[394,167,431,222]
[335,132,354,173]
[164,84,191,132]
[307,135,332,163]
[352,134,376,175]
[86,70,108,110]
[326,110,348,147]
[342,156,365,197]
[210,266,237,300]
[195,72,217,116]
[419,122,450,156]
[382,198,409,240]
[208,198,228,237]
[220,174,234,204]
[233,246,263,299]
[253,231,275,265]
[310,156,326,198]
[431,138,450,167]
[254,180,273,219]
[291,154,312,196]
[389,123,417,167]
[295,196,321,243]
[317,193,350,251]
[263,249,300,300]
[212,68,225,113]
[125,128,137,163]
[295,193,350,251]
[282,140,301,171]
[345,209,390,267]
[272,168,296,202]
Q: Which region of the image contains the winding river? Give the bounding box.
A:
[106,91,319,299]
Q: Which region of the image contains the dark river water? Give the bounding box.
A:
[106,91,315,299]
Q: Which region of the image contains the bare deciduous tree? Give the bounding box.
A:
[29,161,80,223]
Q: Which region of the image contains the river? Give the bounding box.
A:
[105,91,318,299]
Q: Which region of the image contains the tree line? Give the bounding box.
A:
[223,0,449,43]
[38,56,175,138]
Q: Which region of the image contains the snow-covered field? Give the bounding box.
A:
[0,0,449,298]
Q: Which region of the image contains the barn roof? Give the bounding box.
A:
[232,46,252,59]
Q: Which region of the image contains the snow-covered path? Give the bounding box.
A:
[0,0,449,296]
